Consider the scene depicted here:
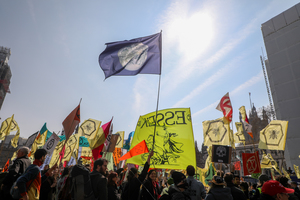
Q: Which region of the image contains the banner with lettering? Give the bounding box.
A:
[126,108,196,169]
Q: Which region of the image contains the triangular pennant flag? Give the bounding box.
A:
[119,140,149,161]
[216,92,233,123]
[2,159,9,172]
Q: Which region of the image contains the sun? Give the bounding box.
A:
[168,11,214,61]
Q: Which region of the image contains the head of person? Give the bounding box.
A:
[93,158,108,174]
[224,172,234,184]
[217,170,224,178]
[240,182,249,192]
[34,148,47,163]
[127,167,138,182]
[291,181,298,189]
[276,176,289,188]
[211,175,225,188]
[148,169,157,182]
[262,180,294,200]
[17,146,30,158]
[172,171,188,191]
[167,178,174,186]
[234,174,240,185]
[107,171,118,186]
[186,165,195,177]
[258,174,270,186]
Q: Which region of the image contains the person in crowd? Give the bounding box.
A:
[121,150,153,200]
[141,169,161,200]
[16,149,57,200]
[90,158,108,200]
[0,146,31,200]
[234,175,241,188]
[186,165,206,200]
[217,170,225,179]
[161,177,174,196]
[240,181,250,200]
[252,174,270,200]
[224,172,247,200]
[276,176,299,200]
[291,182,300,199]
[250,183,258,200]
[85,164,91,172]
[205,175,233,200]
[40,167,58,200]
[107,171,121,200]
[168,171,190,200]
[259,180,294,200]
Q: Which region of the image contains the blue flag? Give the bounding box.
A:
[99,32,162,79]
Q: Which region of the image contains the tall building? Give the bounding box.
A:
[261,3,300,168]
[0,46,12,110]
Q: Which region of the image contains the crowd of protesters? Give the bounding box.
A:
[0,146,299,200]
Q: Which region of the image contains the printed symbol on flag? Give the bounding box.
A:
[262,123,284,146]
[216,146,226,157]
[47,139,55,150]
[187,114,191,122]
[135,145,144,154]
[116,134,122,145]
[246,156,257,174]
[206,120,227,142]
[80,120,97,137]
[118,43,148,71]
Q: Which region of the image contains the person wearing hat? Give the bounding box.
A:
[204,175,233,200]
[168,171,190,200]
[259,180,294,200]
[161,178,174,196]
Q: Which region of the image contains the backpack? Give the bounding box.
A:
[70,165,95,200]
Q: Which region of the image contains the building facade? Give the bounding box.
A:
[261,3,300,168]
[0,46,12,110]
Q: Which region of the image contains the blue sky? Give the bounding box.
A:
[0,0,298,148]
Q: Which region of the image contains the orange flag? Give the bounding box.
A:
[113,147,122,165]
[2,159,9,172]
[62,104,80,140]
[119,140,149,161]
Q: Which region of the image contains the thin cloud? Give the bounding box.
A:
[192,71,263,118]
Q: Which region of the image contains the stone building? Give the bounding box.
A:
[0,46,12,110]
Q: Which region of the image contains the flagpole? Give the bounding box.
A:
[151,31,162,167]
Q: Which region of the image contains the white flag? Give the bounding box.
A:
[43,132,60,155]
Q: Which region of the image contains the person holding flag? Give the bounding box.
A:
[121,150,154,200]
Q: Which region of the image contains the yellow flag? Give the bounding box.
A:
[258,120,288,150]
[49,140,65,167]
[260,152,282,174]
[234,122,246,145]
[115,131,124,148]
[0,115,18,140]
[196,167,208,187]
[203,118,230,146]
[30,123,50,158]
[11,127,21,148]
[127,108,196,169]
[282,167,291,180]
[78,119,104,149]
[61,134,80,163]
[294,164,300,179]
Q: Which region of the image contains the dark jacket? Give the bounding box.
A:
[205,187,233,200]
[90,170,108,200]
[258,193,274,200]
[107,184,120,200]
[122,161,149,200]
[168,185,190,200]
[226,182,247,200]
[141,179,161,200]
[1,155,31,199]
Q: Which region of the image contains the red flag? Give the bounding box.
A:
[242,151,261,175]
[2,159,9,172]
[234,161,241,171]
[92,119,113,160]
[119,140,149,161]
[216,92,233,123]
[62,104,80,140]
